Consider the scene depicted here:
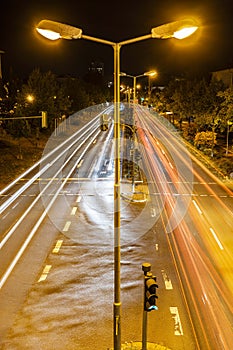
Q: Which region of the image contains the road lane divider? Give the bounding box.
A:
[63,221,71,232]
[169,306,184,336]
[38,265,52,282]
[76,195,82,203]
[209,227,224,250]
[52,240,63,253]
[161,269,173,290]
[70,207,78,216]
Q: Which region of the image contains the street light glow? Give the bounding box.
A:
[26,94,34,103]
[151,19,198,39]
[174,26,198,39]
[144,70,157,77]
[36,28,60,40]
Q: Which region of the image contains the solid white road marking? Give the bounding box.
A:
[210,227,224,250]
[170,306,183,335]
[38,265,52,282]
[161,270,173,290]
[63,221,71,232]
[52,240,63,253]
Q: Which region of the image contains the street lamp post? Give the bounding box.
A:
[36,18,198,350]
[146,71,157,105]
[120,70,157,103]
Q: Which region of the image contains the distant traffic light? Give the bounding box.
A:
[135,149,141,162]
[100,114,109,131]
[144,274,158,312]
[41,111,48,128]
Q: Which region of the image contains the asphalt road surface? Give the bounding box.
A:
[0,104,232,349]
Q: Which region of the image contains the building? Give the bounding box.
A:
[88,61,104,76]
[212,68,233,87]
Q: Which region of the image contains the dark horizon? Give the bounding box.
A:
[1,0,233,82]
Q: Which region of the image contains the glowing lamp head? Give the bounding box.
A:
[173,26,198,39]
[151,19,198,40]
[36,28,61,40]
[36,20,82,40]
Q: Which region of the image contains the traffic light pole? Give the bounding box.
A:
[142,306,148,350]
[142,263,151,350]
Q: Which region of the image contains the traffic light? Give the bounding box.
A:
[144,275,158,312]
[41,111,48,128]
[135,149,141,162]
[100,114,109,131]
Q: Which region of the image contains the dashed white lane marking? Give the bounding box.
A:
[12,202,19,209]
[2,212,9,220]
[192,199,202,215]
[77,159,83,168]
[161,270,173,290]
[52,240,63,253]
[38,265,52,282]
[76,195,82,203]
[63,221,71,232]
[170,306,184,335]
[210,227,224,250]
[71,207,77,215]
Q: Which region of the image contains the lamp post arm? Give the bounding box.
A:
[81,34,115,47]
[82,32,153,49]
[119,33,152,47]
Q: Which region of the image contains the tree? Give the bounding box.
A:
[218,87,233,130]
[15,68,71,132]
[62,76,90,112]
[194,131,217,149]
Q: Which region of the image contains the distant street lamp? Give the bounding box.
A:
[36,18,198,350]
[26,94,35,103]
[145,70,157,104]
[120,70,157,103]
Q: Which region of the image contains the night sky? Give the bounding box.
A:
[1,0,233,82]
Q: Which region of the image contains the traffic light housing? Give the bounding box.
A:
[42,111,48,128]
[144,275,158,312]
[100,114,109,131]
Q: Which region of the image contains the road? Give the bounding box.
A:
[0,103,232,349]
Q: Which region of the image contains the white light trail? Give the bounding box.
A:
[210,227,224,251]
